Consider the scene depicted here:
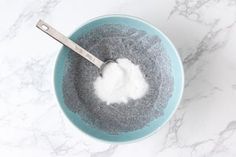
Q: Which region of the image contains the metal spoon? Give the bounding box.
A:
[36,20,113,72]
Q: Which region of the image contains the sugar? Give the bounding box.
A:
[94,58,149,104]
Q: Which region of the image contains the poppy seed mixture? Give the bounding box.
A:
[62,24,174,134]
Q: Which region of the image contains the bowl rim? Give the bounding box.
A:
[54,14,185,143]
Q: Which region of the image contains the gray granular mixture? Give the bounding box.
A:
[63,24,173,134]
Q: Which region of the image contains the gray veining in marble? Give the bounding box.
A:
[0,0,236,156]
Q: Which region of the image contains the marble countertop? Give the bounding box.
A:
[0,0,236,156]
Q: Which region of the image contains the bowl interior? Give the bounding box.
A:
[54,15,184,142]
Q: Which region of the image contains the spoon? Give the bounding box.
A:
[36,20,113,71]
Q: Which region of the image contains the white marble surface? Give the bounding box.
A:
[0,0,236,156]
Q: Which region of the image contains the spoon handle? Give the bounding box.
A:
[36,20,104,68]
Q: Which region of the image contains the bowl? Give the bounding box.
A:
[54,15,184,142]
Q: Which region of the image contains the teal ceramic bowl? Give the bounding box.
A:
[54,15,184,143]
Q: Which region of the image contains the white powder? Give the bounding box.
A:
[93,58,149,105]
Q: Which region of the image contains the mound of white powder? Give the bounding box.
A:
[94,58,149,104]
